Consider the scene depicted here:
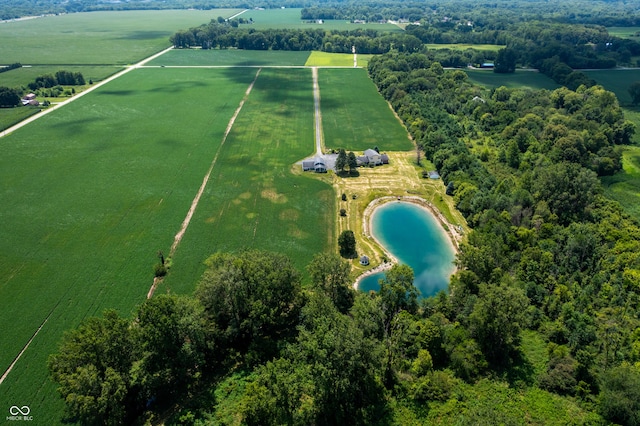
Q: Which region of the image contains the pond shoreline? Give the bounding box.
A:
[354,196,461,290]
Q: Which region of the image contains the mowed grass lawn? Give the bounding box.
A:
[465,69,561,90]
[0,9,241,64]
[148,48,311,66]
[0,67,257,421]
[164,67,334,293]
[319,68,413,152]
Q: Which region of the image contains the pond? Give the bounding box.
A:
[358,201,456,298]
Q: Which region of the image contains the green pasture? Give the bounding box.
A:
[0,9,241,65]
[427,43,504,52]
[465,69,560,91]
[237,8,401,32]
[0,106,39,131]
[601,145,640,222]
[319,68,413,152]
[163,67,334,294]
[607,27,640,39]
[584,69,640,106]
[0,65,121,87]
[0,67,257,421]
[148,48,311,66]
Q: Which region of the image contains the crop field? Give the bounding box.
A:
[0,9,241,64]
[163,68,334,293]
[237,7,402,32]
[0,67,258,420]
[465,69,560,90]
[606,27,640,39]
[148,48,311,66]
[319,68,413,152]
[601,145,640,222]
[0,106,39,131]
[0,65,121,87]
[584,69,640,106]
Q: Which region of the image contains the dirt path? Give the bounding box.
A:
[146,68,262,299]
[312,67,323,156]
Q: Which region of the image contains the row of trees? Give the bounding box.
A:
[27,70,86,91]
[171,22,424,54]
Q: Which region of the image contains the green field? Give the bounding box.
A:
[0,9,240,64]
[237,8,402,32]
[0,106,40,131]
[584,69,640,106]
[319,68,413,152]
[0,65,121,87]
[305,51,374,67]
[607,26,640,39]
[148,48,311,66]
[601,145,640,222]
[465,69,561,90]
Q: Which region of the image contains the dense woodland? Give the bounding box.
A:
[43,1,640,425]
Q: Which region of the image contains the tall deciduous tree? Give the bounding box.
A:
[468,283,529,365]
[195,250,304,365]
[307,252,355,313]
[0,86,20,107]
[48,310,140,425]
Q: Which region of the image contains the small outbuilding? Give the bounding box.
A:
[302,160,315,171]
[360,255,370,266]
[381,153,389,164]
[428,171,440,179]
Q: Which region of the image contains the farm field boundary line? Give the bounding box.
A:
[0,46,173,139]
[0,301,57,385]
[147,68,263,299]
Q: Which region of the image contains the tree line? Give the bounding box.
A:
[171,21,423,54]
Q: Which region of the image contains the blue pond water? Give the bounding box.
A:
[358,201,456,298]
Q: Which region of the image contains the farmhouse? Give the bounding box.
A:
[302,157,327,173]
[356,150,388,167]
[21,93,39,106]
[364,149,382,166]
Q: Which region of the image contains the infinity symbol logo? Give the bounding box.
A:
[9,406,30,416]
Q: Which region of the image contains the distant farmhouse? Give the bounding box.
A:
[21,93,39,106]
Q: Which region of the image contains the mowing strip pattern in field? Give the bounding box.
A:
[162,67,335,293]
[0,67,257,420]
